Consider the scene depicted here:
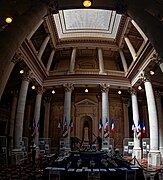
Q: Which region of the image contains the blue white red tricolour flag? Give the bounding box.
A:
[142,120,145,134]
[110,119,115,133]
[104,118,109,138]
[98,119,103,134]
[69,119,73,132]
[62,117,68,138]
[132,120,136,134]
[137,120,141,139]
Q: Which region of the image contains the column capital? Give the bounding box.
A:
[22,70,32,82]
[122,97,129,104]
[129,87,137,95]
[12,51,24,64]
[139,71,151,83]
[151,51,163,65]
[100,83,110,92]
[154,91,163,98]
[63,83,74,92]
[37,86,46,95]
[43,96,51,103]
[48,0,58,14]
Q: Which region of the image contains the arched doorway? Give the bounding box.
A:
[80,116,93,146]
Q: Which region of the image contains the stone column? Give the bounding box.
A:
[98,48,105,74]
[0,1,48,97]
[46,49,55,72]
[155,91,163,157]
[43,97,51,139]
[142,75,160,166]
[0,52,22,100]
[27,19,44,40]
[38,35,50,59]
[124,36,137,60]
[130,88,141,159]
[69,47,77,73]
[9,90,18,149]
[100,83,110,146]
[63,83,74,150]
[127,1,163,63]
[131,20,148,42]
[14,72,30,149]
[122,98,129,138]
[34,86,45,147]
[119,50,128,72]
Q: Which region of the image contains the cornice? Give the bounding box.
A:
[42,74,131,88]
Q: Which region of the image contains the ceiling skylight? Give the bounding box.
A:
[53,9,121,40]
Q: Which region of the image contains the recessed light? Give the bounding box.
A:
[52,90,55,94]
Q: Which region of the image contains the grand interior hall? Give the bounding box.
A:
[0,0,163,179]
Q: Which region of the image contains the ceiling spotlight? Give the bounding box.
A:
[85,88,88,93]
[31,85,35,90]
[5,17,13,24]
[118,90,121,94]
[138,86,142,90]
[52,90,55,94]
[150,70,155,75]
[20,69,24,74]
[83,0,92,7]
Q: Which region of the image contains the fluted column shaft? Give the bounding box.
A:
[131,89,141,159]
[14,75,30,148]
[43,97,51,138]
[98,48,105,74]
[122,98,129,138]
[124,36,136,60]
[144,80,159,151]
[34,87,44,146]
[69,48,77,73]
[46,50,55,72]
[119,50,128,72]
[155,92,163,157]
[38,36,50,59]
[63,83,74,149]
[100,84,109,144]
[9,91,18,148]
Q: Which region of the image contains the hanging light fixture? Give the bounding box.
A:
[52,90,55,94]
[5,17,13,24]
[83,0,92,7]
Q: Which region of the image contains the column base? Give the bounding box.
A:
[148,150,161,167]
[159,147,163,157]
[132,147,141,160]
[99,71,107,75]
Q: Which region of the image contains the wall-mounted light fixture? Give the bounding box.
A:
[20,69,24,74]
[31,85,35,90]
[52,90,55,94]
[5,17,13,24]
[83,0,92,7]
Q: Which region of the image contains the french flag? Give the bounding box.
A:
[69,119,73,132]
[142,120,145,134]
[62,117,68,138]
[104,118,109,138]
[98,119,103,134]
[137,120,141,139]
[110,119,115,133]
[132,120,136,133]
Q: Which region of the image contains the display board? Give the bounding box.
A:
[142,138,150,159]
[39,138,51,154]
[123,138,134,157]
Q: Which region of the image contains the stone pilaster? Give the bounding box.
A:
[122,97,129,138]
